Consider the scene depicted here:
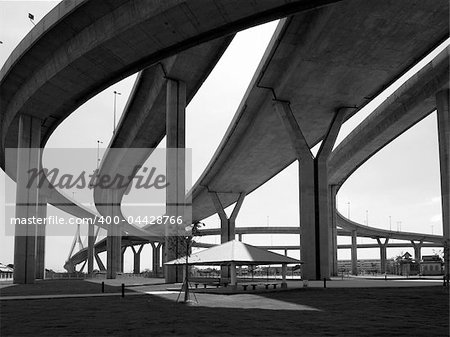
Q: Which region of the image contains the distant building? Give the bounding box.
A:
[420,255,443,276]
[338,259,386,274]
[392,252,420,276]
[0,263,13,279]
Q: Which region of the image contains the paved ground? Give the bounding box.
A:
[1,277,449,336]
[0,280,448,336]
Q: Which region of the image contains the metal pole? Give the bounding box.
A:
[96,140,103,170]
[347,202,350,219]
[113,91,121,134]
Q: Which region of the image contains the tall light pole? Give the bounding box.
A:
[365,210,369,226]
[96,140,103,170]
[347,201,351,219]
[113,91,121,134]
[389,216,392,231]
[431,224,434,235]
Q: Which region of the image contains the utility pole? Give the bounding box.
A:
[113,91,121,134]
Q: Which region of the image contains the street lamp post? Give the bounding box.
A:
[365,210,369,226]
[96,140,103,170]
[113,91,121,134]
[389,216,392,231]
[347,202,350,219]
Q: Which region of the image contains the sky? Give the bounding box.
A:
[0,1,446,272]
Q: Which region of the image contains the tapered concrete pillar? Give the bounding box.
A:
[329,185,338,276]
[14,115,42,284]
[161,243,166,277]
[35,192,47,279]
[411,240,422,261]
[351,230,358,275]
[121,246,126,273]
[210,191,246,281]
[376,238,389,274]
[87,223,95,274]
[151,242,162,276]
[95,252,106,271]
[106,190,122,279]
[436,89,449,282]
[165,79,186,283]
[274,101,345,280]
[131,244,144,274]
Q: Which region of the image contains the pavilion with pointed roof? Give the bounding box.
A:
[165,240,301,287]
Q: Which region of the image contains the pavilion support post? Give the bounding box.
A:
[274,101,344,280]
[230,262,237,287]
[14,115,42,284]
[165,79,186,284]
[376,238,389,274]
[209,191,246,282]
[436,89,449,284]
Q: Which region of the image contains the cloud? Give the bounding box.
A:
[431,196,441,204]
[421,196,441,206]
[430,214,442,223]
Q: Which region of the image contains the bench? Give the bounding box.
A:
[264,283,278,289]
[194,281,229,289]
[241,283,258,290]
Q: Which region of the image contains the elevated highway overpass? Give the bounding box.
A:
[1,0,448,283]
[98,1,448,280]
[1,0,343,283]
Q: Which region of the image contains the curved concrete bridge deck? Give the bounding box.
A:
[1,0,342,283]
[188,1,449,222]
[83,1,447,277]
[1,0,448,282]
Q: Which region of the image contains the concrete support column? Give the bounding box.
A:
[274,101,345,280]
[281,263,287,288]
[411,240,423,261]
[165,79,186,284]
[35,192,47,279]
[14,115,41,284]
[238,234,243,242]
[131,244,144,274]
[436,89,449,282]
[121,247,126,273]
[161,243,166,277]
[376,238,389,274]
[87,223,95,274]
[106,190,122,279]
[209,191,246,281]
[151,242,162,276]
[95,253,106,271]
[329,185,338,276]
[351,230,358,275]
